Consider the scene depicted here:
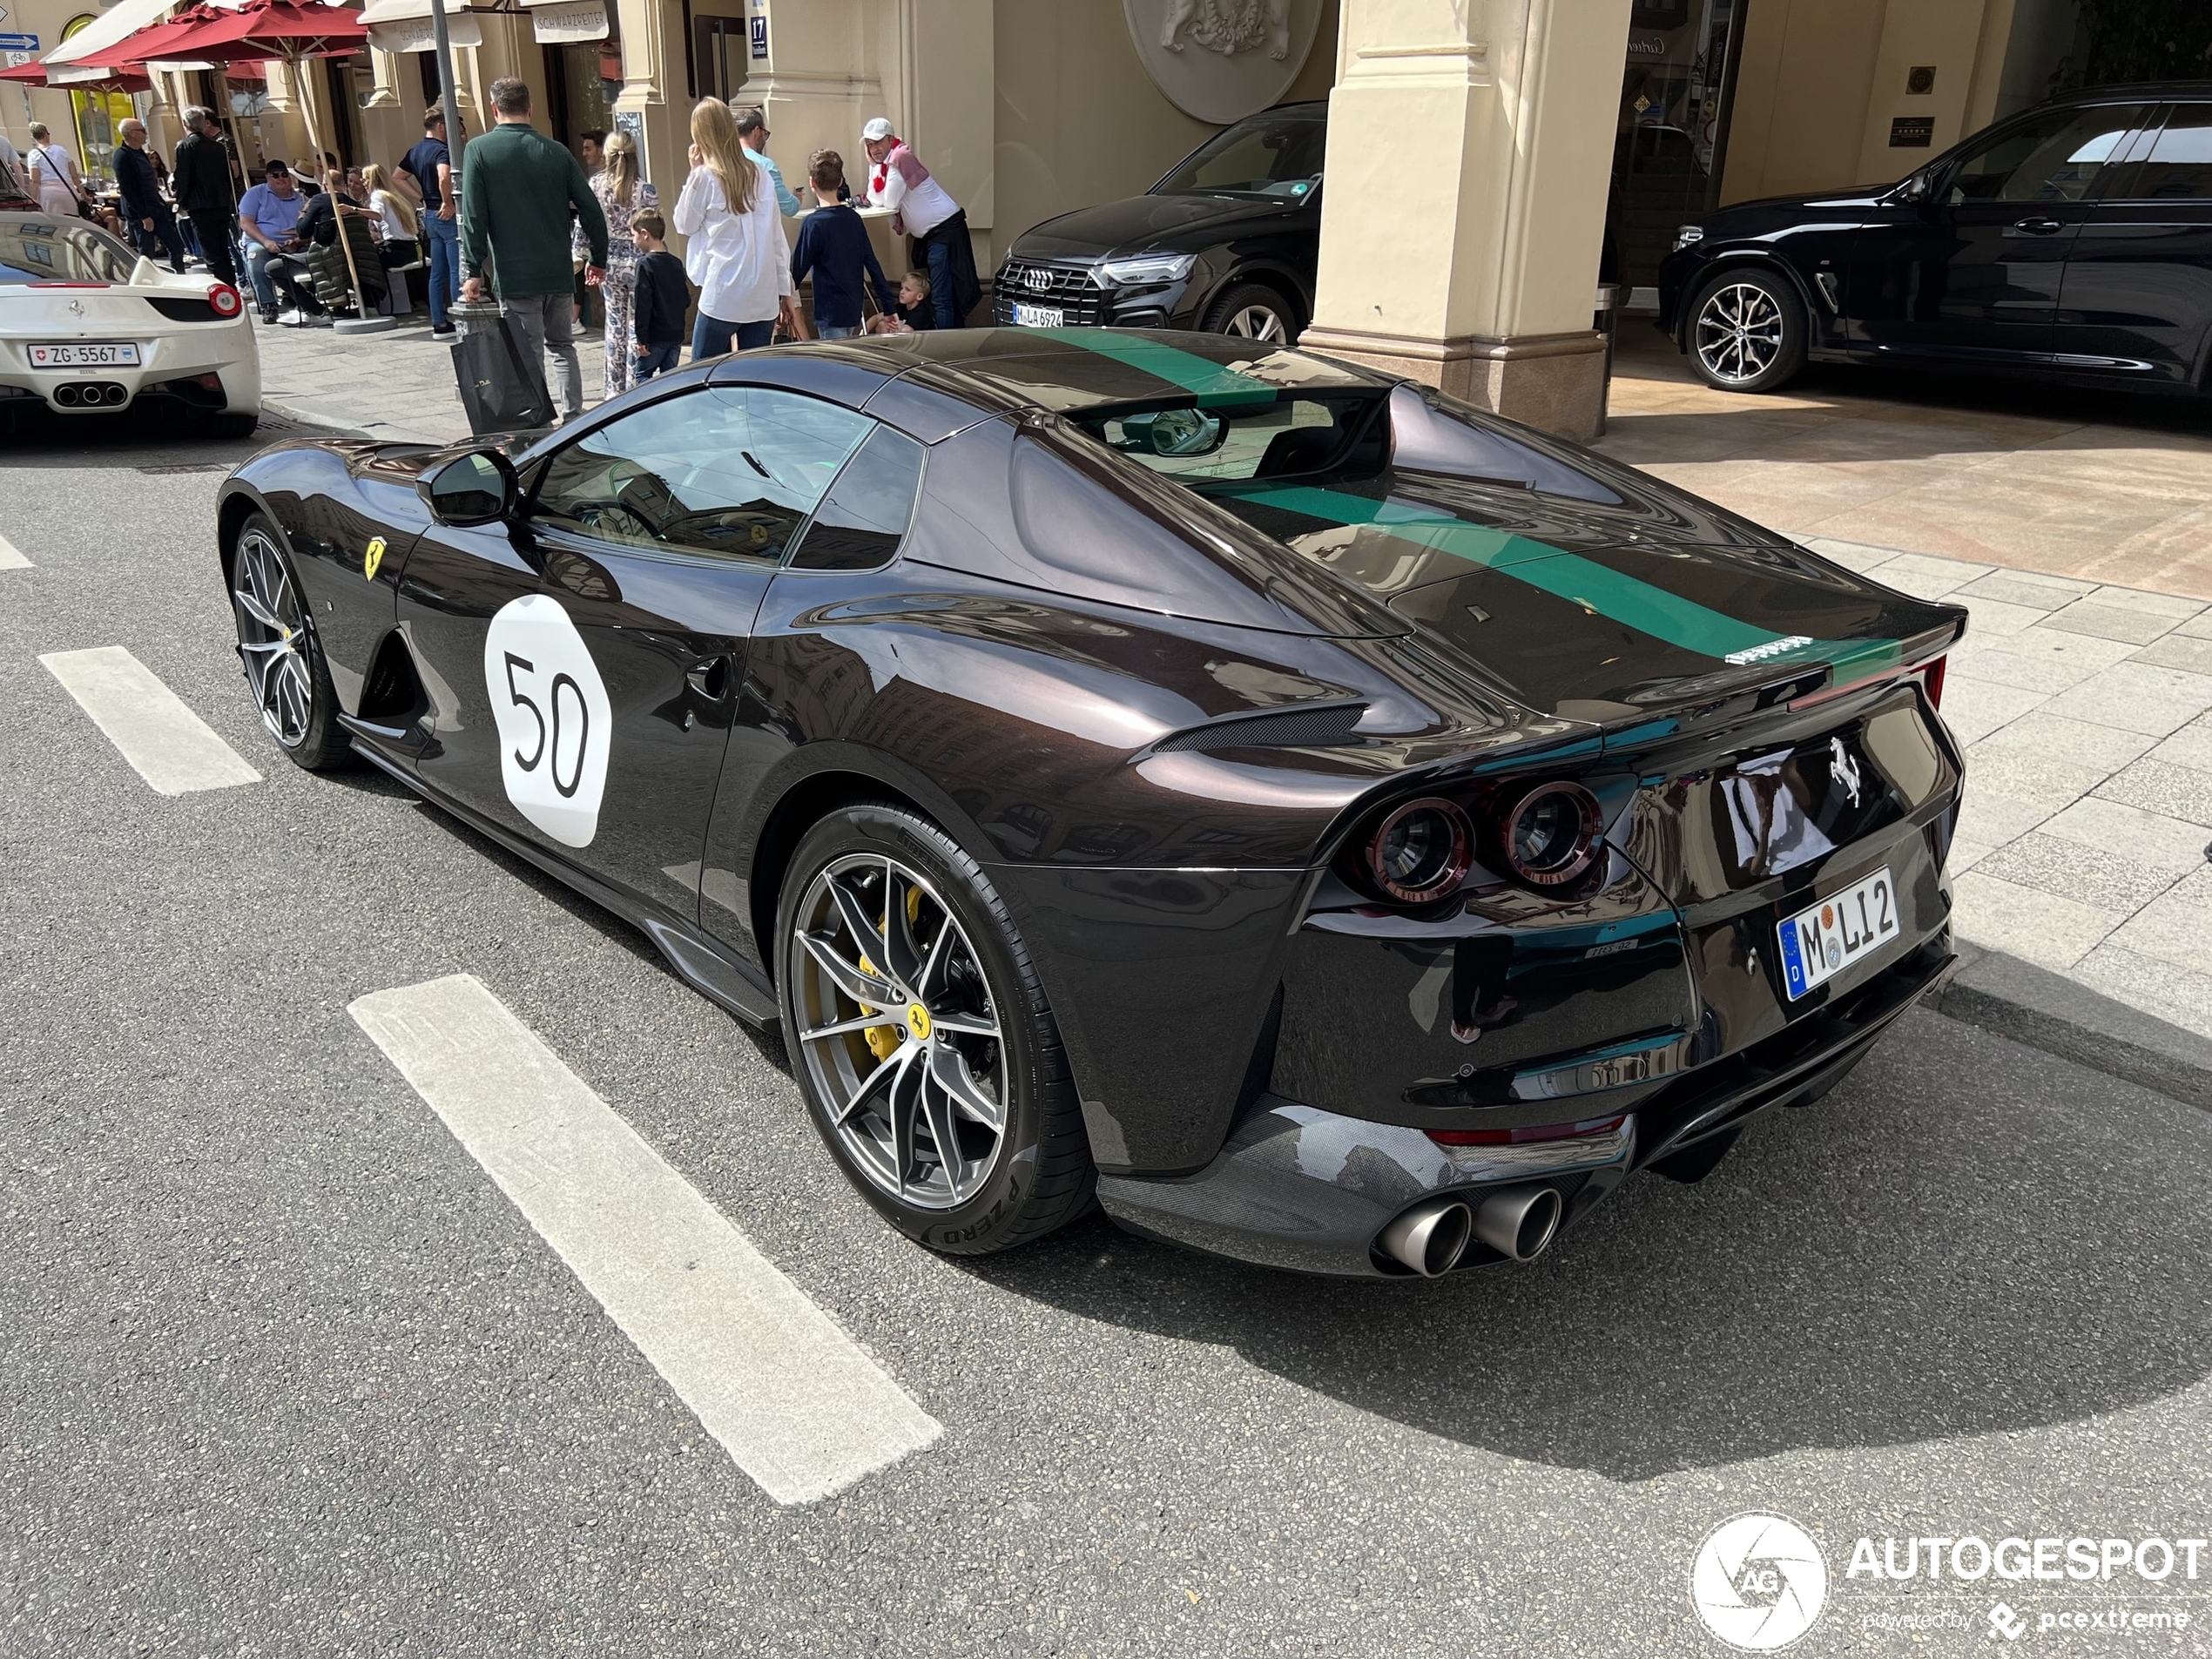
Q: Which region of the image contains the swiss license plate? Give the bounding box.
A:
[1011,301,1063,328]
[30,341,140,368]
[1777,867,1900,1000]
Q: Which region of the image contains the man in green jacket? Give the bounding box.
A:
[460,77,609,421]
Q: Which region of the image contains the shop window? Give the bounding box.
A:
[1611,0,1745,291]
[59,14,135,189]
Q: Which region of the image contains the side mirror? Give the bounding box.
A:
[418,448,516,526]
[1900,171,1933,205]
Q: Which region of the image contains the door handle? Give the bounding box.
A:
[685,658,731,702]
[2012,217,2066,235]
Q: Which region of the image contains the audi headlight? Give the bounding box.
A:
[1096,251,1197,287]
[1672,224,1706,252]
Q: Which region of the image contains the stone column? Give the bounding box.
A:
[1303,0,1631,440]
[610,0,685,212]
[739,0,887,190]
[358,46,414,169]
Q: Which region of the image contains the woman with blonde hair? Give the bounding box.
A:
[361,163,417,241]
[673,97,797,359]
[585,129,659,396]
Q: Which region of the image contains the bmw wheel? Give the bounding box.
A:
[1204,281,1298,346]
[229,511,347,769]
[777,802,1094,1254]
[1688,268,1806,394]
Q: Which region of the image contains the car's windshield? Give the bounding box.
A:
[1154,111,1324,200]
[0,217,138,285]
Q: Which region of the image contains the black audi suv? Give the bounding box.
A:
[1659,83,2212,398]
[993,101,1323,344]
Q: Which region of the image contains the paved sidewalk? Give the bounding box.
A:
[252,310,607,443]
[1805,535,2212,1049]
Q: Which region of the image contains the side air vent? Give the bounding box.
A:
[1155,702,1367,752]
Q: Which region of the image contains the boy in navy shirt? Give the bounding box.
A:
[628,211,691,380]
[790,150,894,339]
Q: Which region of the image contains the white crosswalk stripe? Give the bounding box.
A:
[39,646,262,795]
[348,973,942,1506]
[0,533,30,570]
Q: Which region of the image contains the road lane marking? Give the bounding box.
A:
[348,974,941,1506]
[38,646,262,795]
[0,533,30,570]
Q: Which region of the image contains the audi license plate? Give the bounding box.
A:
[1777,867,1900,1000]
[30,341,140,368]
[1011,302,1063,328]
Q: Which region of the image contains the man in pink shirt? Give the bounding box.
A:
[860,116,979,328]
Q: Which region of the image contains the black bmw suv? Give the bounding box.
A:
[993,102,1324,344]
[1659,84,2212,398]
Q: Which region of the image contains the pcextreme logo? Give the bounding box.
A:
[1690,1512,1830,1651]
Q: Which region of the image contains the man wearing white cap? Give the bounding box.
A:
[860,116,979,329]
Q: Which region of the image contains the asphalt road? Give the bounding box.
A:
[4,415,2211,1657]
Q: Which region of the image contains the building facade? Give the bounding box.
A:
[6,0,2085,436]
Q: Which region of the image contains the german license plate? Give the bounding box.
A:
[1011,301,1063,327]
[30,341,140,367]
[1777,867,1900,999]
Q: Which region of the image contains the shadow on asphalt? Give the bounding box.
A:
[954,1010,2212,1482]
[0,407,320,468]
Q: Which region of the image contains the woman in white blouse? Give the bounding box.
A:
[672,98,798,359]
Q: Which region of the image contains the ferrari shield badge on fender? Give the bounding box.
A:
[363,537,386,581]
[482,595,613,848]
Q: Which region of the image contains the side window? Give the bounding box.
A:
[530,386,870,562]
[786,425,926,571]
[1947,105,2146,204]
[2118,106,2212,200]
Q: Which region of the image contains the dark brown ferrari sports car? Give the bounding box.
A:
[215,327,1966,1278]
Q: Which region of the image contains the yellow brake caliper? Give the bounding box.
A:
[859,885,924,1062]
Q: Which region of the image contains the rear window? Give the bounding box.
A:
[0,218,138,285]
[1075,393,1380,484]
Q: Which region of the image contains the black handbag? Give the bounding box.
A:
[449,305,555,435]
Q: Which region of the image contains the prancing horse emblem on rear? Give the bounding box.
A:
[1829,736,1862,806]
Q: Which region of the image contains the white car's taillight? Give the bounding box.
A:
[207,283,243,318]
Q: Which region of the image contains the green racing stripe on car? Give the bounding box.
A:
[1219,482,1904,678]
[1025,328,1280,408]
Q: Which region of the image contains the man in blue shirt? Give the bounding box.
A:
[237,161,317,321]
[791,150,894,339]
[734,105,800,218]
[399,108,459,336]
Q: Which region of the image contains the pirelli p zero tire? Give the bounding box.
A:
[1687,266,1807,394]
[776,801,1095,1254]
[228,510,349,770]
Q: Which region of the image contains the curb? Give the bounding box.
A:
[1926,942,2212,1111]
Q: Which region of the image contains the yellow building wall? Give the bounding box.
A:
[1720,0,2020,206]
[990,0,1339,268]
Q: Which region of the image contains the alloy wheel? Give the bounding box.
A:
[1693,281,1784,386]
[791,853,1008,1210]
[232,527,315,748]
[1223,304,1288,343]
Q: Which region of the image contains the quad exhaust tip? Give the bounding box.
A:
[1379,1185,1565,1276]
[1379,1198,1474,1278]
[1473,1185,1562,1264]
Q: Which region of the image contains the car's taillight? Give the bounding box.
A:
[1917,654,1946,709]
[1428,1114,1626,1148]
[1494,781,1604,887]
[1365,797,1473,903]
[206,282,243,317]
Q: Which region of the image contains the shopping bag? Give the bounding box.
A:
[449,304,555,435]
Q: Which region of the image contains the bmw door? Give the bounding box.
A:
[395,383,874,919]
[1844,100,2149,365]
[2053,103,2212,385]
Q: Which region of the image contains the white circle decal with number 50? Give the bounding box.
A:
[482,595,613,848]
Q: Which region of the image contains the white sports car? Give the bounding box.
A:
[1,182,260,436]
